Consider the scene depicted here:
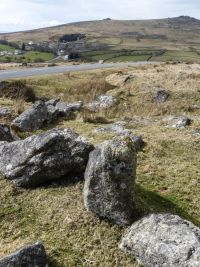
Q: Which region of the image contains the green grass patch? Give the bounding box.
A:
[151,50,200,62]
[0,44,15,51]
[0,51,55,63]
[107,55,150,62]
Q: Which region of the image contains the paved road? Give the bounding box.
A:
[0,62,158,80]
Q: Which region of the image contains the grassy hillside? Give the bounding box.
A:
[0,63,200,266]
[1,16,200,51]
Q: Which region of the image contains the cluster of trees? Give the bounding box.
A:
[68,52,81,60]
[59,34,85,42]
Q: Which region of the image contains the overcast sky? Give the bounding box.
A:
[0,0,200,32]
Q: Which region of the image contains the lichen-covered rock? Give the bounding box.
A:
[11,99,83,132]
[84,95,117,112]
[174,117,192,128]
[130,135,145,152]
[0,107,11,117]
[11,100,47,132]
[165,116,192,128]
[0,128,94,188]
[0,242,48,267]
[94,121,132,135]
[55,100,82,116]
[0,124,19,142]
[84,136,137,226]
[119,213,200,267]
[154,90,170,103]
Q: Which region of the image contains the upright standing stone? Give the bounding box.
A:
[84,136,137,226]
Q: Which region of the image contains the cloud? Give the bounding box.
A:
[0,0,199,32]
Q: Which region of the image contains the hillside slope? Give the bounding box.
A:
[1,16,200,50]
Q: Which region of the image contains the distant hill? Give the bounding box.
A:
[1,16,200,51]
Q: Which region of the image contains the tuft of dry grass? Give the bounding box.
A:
[0,80,36,102]
[13,98,26,115]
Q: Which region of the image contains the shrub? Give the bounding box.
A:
[0,80,36,102]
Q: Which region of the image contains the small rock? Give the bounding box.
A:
[11,99,83,132]
[0,242,48,267]
[130,135,145,151]
[84,136,137,226]
[0,128,94,187]
[0,107,11,117]
[192,129,200,136]
[45,98,60,106]
[55,100,82,116]
[94,121,132,135]
[164,116,192,129]
[11,100,47,132]
[173,117,192,128]
[94,122,145,152]
[119,213,200,267]
[46,103,60,123]
[154,90,170,103]
[85,95,117,112]
[0,124,19,142]
[191,104,200,110]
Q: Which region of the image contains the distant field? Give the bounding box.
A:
[0,44,15,51]
[0,51,55,63]
[81,49,155,62]
[151,50,200,63]
[80,49,200,63]
[107,55,150,62]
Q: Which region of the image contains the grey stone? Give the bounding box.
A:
[11,99,83,132]
[0,107,11,117]
[171,117,192,128]
[94,122,132,135]
[0,242,48,267]
[164,116,192,129]
[154,90,170,103]
[0,128,94,188]
[11,100,47,132]
[94,122,145,152]
[192,129,200,137]
[63,101,82,112]
[85,95,117,112]
[0,124,19,142]
[46,104,59,123]
[55,100,82,116]
[84,136,137,226]
[191,104,200,110]
[130,135,145,152]
[119,213,200,267]
[45,98,60,106]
